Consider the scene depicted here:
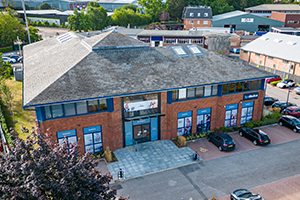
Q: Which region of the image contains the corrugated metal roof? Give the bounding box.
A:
[213,10,246,21]
[17,9,74,16]
[241,32,300,63]
[245,4,300,11]
[137,30,229,37]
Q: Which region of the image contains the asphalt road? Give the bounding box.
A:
[112,138,300,200]
[266,84,300,105]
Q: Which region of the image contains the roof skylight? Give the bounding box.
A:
[189,46,201,54]
[173,47,186,55]
[57,32,76,43]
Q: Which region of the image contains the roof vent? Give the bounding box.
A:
[273,38,283,43]
[57,32,76,43]
[260,37,269,41]
[287,41,297,45]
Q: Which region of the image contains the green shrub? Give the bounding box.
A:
[244,120,262,128]
[232,126,240,131]
[177,135,186,146]
[104,146,112,162]
[270,80,282,86]
[43,21,50,27]
[37,21,43,26]
[214,127,232,133]
[50,22,58,27]
[263,112,282,120]
[0,46,13,53]
[262,118,279,125]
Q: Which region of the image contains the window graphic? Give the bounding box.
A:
[83,125,103,153]
[225,104,238,127]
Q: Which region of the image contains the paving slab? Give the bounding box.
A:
[107,140,201,180]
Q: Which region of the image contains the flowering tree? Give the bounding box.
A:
[0,128,116,200]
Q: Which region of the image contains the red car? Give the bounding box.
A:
[266,76,281,83]
[282,106,300,118]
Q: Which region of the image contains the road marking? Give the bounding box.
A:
[200,147,208,152]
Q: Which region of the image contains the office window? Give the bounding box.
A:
[187,88,195,99]
[99,99,107,111]
[228,83,236,93]
[197,21,200,24]
[203,21,208,24]
[196,87,204,98]
[251,80,258,90]
[88,100,99,112]
[256,53,260,56]
[64,103,76,116]
[45,106,52,119]
[52,104,63,118]
[268,56,274,60]
[172,90,178,101]
[257,80,262,89]
[204,86,211,97]
[190,13,194,17]
[76,101,87,114]
[236,82,243,92]
[287,21,299,24]
[189,20,194,24]
[243,81,250,91]
[273,64,276,68]
[212,85,218,96]
[283,60,289,64]
[243,51,248,54]
[197,13,200,17]
[179,89,186,100]
[222,84,228,94]
[204,13,208,17]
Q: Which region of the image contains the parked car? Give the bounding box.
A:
[10,55,20,61]
[272,101,297,112]
[230,189,264,200]
[17,56,23,63]
[207,132,236,151]
[239,127,271,146]
[230,48,240,54]
[293,86,300,95]
[264,97,278,106]
[281,106,300,117]
[2,56,16,63]
[266,76,281,83]
[279,115,300,133]
[276,79,295,88]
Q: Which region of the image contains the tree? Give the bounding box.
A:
[210,0,235,15]
[0,53,13,80]
[122,3,138,12]
[138,0,166,21]
[0,81,15,122]
[86,3,108,31]
[0,129,117,199]
[37,3,52,10]
[111,8,152,27]
[0,8,24,47]
[166,0,186,21]
[68,9,92,32]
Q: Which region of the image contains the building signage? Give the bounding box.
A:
[241,18,254,23]
[57,129,76,139]
[124,99,158,112]
[244,92,259,100]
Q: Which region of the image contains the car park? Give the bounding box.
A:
[2,56,16,63]
[230,189,264,200]
[264,97,278,106]
[293,86,300,95]
[266,76,281,83]
[281,106,300,117]
[230,48,240,54]
[207,132,236,151]
[279,115,300,133]
[276,79,295,88]
[272,101,297,112]
[10,55,20,61]
[239,127,271,146]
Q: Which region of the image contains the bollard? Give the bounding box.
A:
[193,151,198,161]
[118,168,124,179]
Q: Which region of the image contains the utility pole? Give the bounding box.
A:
[21,0,31,44]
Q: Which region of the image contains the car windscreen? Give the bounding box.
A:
[224,139,234,144]
[281,80,287,84]
[293,119,300,126]
[260,135,269,140]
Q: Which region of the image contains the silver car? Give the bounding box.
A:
[294,86,300,95]
[2,56,16,63]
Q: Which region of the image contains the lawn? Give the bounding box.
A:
[2,78,36,141]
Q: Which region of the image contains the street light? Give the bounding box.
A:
[21,0,31,44]
[286,64,292,107]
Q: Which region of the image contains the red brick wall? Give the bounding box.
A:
[39,90,264,154]
[184,19,212,30]
[270,11,300,27]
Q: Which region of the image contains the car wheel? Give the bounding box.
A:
[253,140,258,146]
[279,121,283,126]
[218,146,222,151]
[293,128,298,133]
[239,131,243,136]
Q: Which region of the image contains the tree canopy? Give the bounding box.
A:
[37,3,52,10]
[0,129,116,199]
[138,0,166,21]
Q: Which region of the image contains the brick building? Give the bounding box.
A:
[23,30,272,155]
[182,6,212,30]
[270,11,300,28]
[240,32,300,83]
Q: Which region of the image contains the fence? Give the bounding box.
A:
[0,122,9,155]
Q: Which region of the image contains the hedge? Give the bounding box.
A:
[0,106,12,145]
[0,46,13,53]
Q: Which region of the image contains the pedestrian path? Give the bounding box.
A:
[107,140,201,180]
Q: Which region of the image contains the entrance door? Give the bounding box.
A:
[133,124,150,143]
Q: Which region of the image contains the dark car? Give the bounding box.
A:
[230,48,240,54]
[272,101,297,112]
[207,132,236,151]
[239,127,271,146]
[281,106,300,118]
[10,55,20,61]
[17,56,23,63]
[266,76,281,84]
[231,189,264,200]
[279,115,300,133]
[264,97,278,106]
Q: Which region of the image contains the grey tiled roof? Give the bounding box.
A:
[23,30,272,107]
[182,6,212,19]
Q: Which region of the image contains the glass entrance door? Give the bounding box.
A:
[133,124,150,143]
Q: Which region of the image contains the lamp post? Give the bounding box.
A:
[286,64,292,106]
[21,0,31,44]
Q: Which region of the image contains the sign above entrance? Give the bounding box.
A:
[124,99,158,112]
[243,92,259,100]
[241,18,254,23]
[133,118,151,126]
